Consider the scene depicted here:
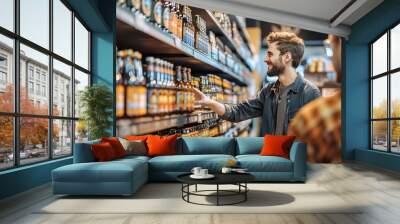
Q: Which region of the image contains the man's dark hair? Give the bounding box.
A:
[266,32,305,68]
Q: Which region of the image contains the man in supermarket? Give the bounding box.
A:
[193,31,321,136]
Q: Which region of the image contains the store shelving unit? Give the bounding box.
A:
[116,5,255,137]
[117,7,246,85]
[230,15,257,57]
[190,7,254,72]
[220,120,252,137]
[117,111,217,136]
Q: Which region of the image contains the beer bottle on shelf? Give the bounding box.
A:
[187,68,193,112]
[163,60,169,88]
[170,64,177,112]
[182,67,188,112]
[152,0,163,27]
[127,0,141,12]
[134,51,147,116]
[176,4,183,40]
[125,50,139,117]
[145,57,156,88]
[159,59,165,87]
[116,50,127,118]
[176,66,183,112]
[170,3,177,37]
[141,0,152,19]
[162,1,171,32]
[154,58,161,87]
[148,88,158,115]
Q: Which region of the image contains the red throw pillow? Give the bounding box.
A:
[91,142,117,162]
[260,135,296,159]
[146,134,179,157]
[101,137,126,158]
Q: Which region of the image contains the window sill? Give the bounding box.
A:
[0,156,72,175]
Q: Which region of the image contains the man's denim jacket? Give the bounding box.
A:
[221,75,321,135]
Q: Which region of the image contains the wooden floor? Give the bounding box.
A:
[1,162,400,224]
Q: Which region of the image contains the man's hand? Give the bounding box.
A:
[192,88,211,107]
[191,88,226,116]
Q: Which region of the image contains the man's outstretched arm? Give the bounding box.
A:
[192,87,265,122]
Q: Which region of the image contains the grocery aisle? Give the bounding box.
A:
[116,1,257,137]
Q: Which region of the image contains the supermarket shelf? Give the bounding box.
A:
[190,7,253,72]
[117,111,218,136]
[221,120,252,137]
[116,7,247,86]
[231,15,257,57]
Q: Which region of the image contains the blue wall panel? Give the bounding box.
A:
[0,0,116,200]
[0,158,72,199]
[344,0,400,170]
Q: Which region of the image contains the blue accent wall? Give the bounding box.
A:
[344,0,400,171]
[0,0,116,200]
[91,0,116,136]
[0,158,72,199]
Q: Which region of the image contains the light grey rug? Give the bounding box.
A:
[38,183,362,214]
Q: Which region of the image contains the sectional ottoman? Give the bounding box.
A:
[52,137,306,196]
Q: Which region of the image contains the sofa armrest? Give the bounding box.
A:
[289,141,307,181]
[73,140,100,163]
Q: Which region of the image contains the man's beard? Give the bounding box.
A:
[267,60,285,77]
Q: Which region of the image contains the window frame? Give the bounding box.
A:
[370,20,400,154]
[0,0,92,171]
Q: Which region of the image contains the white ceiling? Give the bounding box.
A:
[174,0,384,38]
[228,0,353,22]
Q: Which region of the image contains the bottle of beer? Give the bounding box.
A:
[170,3,178,37]
[148,88,158,115]
[134,51,147,116]
[125,50,138,117]
[152,0,163,27]
[176,4,183,40]
[127,0,141,12]
[116,50,127,118]
[141,0,152,19]
[176,66,183,112]
[145,57,156,87]
[182,67,188,112]
[162,1,171,32]
[187,68,193,112]
[182,6,194,47]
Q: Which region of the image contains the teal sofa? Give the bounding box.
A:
[52,137,306,196]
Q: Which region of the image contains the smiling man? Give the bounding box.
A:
[193,31,321,136]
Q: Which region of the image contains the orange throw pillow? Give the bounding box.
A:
[146,134,179,157]
[101,137,126,158]
[260,135,296,159]
[91,142,117,161]
[124,135,149,141]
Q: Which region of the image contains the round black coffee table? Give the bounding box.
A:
[177,173,255,206]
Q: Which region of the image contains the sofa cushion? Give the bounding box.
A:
[236,155,293,172]
[147,134,179,157]
[178,137,236,155]
[91,142,118,161]
[73,139,100,163]
[260,135,296,159]
[101,137,127,158]
[119,138,147,156]
[149,154,235,172]
[236,137,264,155]
[52,158,147,183]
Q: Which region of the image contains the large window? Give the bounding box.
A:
[0,0,91,171]
[371,23,400,154]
